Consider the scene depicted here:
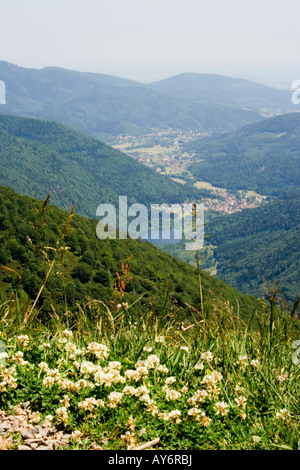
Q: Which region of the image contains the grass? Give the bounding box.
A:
[0,285,299,450]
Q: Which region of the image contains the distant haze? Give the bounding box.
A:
[0,0,300,86]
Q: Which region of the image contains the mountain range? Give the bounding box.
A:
[1,61,295,140]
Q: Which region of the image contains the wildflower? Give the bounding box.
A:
[124,370,141,382]
[214,401,229,417]
[165,376,176,386]
[145,354,160,369]
[126,416,136,431]
[155,336,165,343]
[158,412,169,421]
[187,389,208,405]
[143,346,153,353]
[39,343,51,350]
[86,342,109,360]
[38,362,50,373]
[76,379,88,389]
[107,391,123,408]
[62,329,73,339]
[168,410,181,424]
[252,436,261,444]
[78,397,104,411]
[120,431,136,447]
[188,407,202,419]
[1,367,17,390]
[42,376,55,388]
[48,368,61,381]
[276,408,290,421]
[135,385,150,397]
[28,411,41,424]
[239,411,247,421]
[202,374,218,389]
[71,430,83,443]
[60,395,70,408]
[107,361,122,371]
[198,412,212,427]
[58,378,79,392]
[16,335,29,348]
[56,407,68,425]
[146,400,158,415]
[237,355,248,369]
[123,385,136,395]
[80,360,99,377]
[157,365,168,374]
[181,385,188,394]
[136,366,148,377]
[234,384,246,394]
[43,415,54,427]
[250,359,259,369]
[278,368,288,383]
[12,351,28,365]
[180,346,189,353]
[164,388,182,401]
[64,342,77,353]
[201,351,214,362]
[207,387,221,400]
[235,396,247,410]
[194,362,204,371]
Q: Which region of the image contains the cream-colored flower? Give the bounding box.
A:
[276,408,290,420]
[235,395,247,410]
[214,401,229,417]
[201,351,214,362]
[165,376,176,386]
[250,359,259,369]
[198,412,212,427]
[107,391,123,408]
[157,365,169,374]
[168,410,181,424]
[237,355,248,369]
[56,407,68,425]
[16,335,29,348]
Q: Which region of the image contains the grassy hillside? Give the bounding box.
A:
[0,186,264,322]
[149,73,295,114]
[206,193,300,303]
[0,114,210,218]
[186,113,300,196]
[0,61,264,138]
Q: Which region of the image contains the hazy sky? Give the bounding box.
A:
[1,0,300,84]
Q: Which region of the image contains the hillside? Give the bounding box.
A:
[0,186,263,321]
[149,73,295,114]
[186,112,300,196]
[206,193,300,303]
[0,61,264,138]
[0,114,210,218]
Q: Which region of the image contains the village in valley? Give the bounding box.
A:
[111,129,267,215]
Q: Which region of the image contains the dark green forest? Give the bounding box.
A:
[206,193,300,303]
[186,113,300,196]
[0,114,210,218]
[0,186,263,322]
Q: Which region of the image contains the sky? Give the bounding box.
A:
[0,0,300,85]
